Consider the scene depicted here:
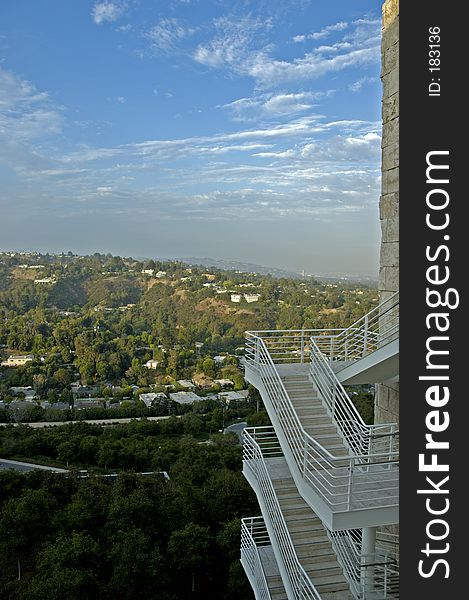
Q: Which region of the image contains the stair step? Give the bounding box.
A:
[296,546,337,561]
[315,581,351,594]
[304,563,345,578]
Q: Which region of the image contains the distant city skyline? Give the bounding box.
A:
[1,1,382,276]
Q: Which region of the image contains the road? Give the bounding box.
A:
[0,458,68,473]
[0,414,180,428]
[223,420,247,442]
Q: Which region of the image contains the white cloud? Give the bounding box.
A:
[145,18,196,54]
[97,186,113,195]
[222,91,327,121]
[293,21,348,42]
[349,76,376,92]
[91,2,126,25]
[116,96,126,103]
[193,15,272,69]
[194,16,380,88]
[0,67,63,173]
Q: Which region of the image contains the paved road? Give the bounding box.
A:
[223,421,247,442]
[0,458,68,473]
[0,414,180,428]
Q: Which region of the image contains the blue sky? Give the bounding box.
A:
[0,0,383,276]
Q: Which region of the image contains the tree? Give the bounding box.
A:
[167,523,213,594]
[106,528,174,600]
[23,532,101,600]
[181,413,203,436]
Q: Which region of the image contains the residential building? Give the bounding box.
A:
[9,386,36,401]
[231,294,242,303]
[169,391,200,405]
[177,379,196,390]
[219,390,249,403]
[244,293,261,303]
[1,355,34,367]
[239,2,399,599]
[144,359,160,369]
[191,374,213,389]
[213,378,233,388]
[139,392,167,407]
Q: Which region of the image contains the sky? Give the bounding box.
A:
[0,0,383,277]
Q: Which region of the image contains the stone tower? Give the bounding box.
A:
[375,0,399,426]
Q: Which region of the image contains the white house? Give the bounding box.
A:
[244,293,261,303]
[144,359,159,369]
[230,294,242,303]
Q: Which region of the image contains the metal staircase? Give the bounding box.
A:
[240,294,399,599]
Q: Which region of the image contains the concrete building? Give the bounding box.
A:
[239,2,399,599]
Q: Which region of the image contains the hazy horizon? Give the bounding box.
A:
[1,0,382,277]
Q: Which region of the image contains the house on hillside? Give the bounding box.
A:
[145,359,159,369]
[1,355,34,367]
[177,379,196,390]
[244,293,261,303]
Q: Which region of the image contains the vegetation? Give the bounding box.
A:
[0,421,257,599]
[0,251,377,407]
[0,250,378,598]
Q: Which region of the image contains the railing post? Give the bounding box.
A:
[300,331,305,363]
[347,462,353,511]
[362,314,369,357]
[303,431,308,478]
[255,337,260,367]
[331,378,336,418]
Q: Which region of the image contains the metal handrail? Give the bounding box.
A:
[309,336,399,459]
[243,427,322,600]
[244,334,398,512]
[241,517,273,600]
[245,291,399,364]
[329,529,399,599]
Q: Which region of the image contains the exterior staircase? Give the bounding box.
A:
[240,293,399,599]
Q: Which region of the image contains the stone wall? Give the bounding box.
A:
[375,0,399,427]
